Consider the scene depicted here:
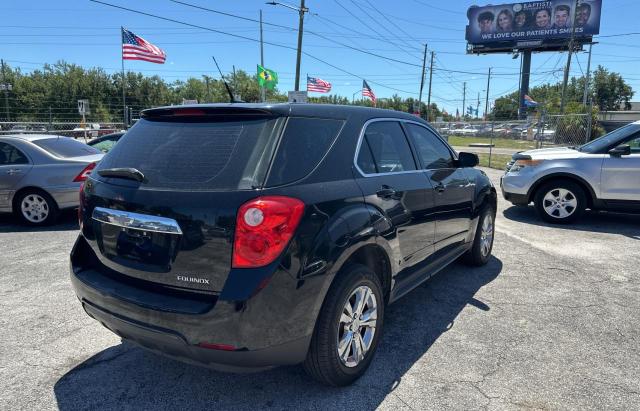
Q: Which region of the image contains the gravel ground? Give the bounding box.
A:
[1,168,639,410]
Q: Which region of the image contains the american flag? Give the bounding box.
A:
[122,28,166,64]
[362,80,376,106]
[307,76,332,93]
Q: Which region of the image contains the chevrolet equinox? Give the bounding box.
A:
[70,103,497,386]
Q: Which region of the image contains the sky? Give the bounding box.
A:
[1,0,639,116]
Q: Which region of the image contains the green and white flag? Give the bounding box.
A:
[257,64,278,89]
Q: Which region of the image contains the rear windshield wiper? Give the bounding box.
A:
[97,167,146,182]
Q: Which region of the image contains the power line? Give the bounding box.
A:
[348,0,422,61]
[88,0,421,94]
[169,0,422,67]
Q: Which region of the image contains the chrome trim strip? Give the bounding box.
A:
[352,117,456,178]
[92,207,183,235]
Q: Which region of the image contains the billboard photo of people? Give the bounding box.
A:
[466,0,601,46]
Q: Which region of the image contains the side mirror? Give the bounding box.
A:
[457,152,479,168]
[609,144,631,157]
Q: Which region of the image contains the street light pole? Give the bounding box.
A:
[295,0,306,91]
[267,1,308,91]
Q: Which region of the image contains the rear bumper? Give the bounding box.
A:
[81,299,309,372]
[70,235,318,371]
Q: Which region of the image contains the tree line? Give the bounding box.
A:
[0,61,633,123]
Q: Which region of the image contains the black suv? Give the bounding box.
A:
[70,103,496,386]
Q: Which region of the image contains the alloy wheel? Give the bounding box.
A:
[480,213,494,257]
[337,285,378,368]
[543,188,577,219]
[21,194,50,223]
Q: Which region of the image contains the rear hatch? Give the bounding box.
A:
[81,107,286,293]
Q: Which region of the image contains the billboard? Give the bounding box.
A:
[466,0,601,52]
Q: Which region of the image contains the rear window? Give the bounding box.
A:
[32,137,100,158]
[95,117,285,190]
[266,117,344,186]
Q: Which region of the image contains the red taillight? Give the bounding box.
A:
[73,162,96,182]
[232,196,305,268]
[197,342,237,351]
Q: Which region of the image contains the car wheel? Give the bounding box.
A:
[14,189,59,226]
[303,264,384,386]
[462,204,495,266]
[534,180,586,224]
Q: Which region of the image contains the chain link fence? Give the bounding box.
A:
[435,113,596,170]
[0,121,126,141]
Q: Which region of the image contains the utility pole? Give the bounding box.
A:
[560,0,580,113]
[477,92,480,119]
[583,42,593,106]
[204,76,211,102]
[268,1,308,91]
[426,51,434,122]
[484,67,492,120]
[294,0,306,91]
[232,65,237,93]
[1,59,10,121]
[518,51,532,119]
[462,82,466,120]
[418,44,428,116]
[260,9,266,102]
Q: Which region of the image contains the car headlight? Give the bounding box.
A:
[510,159,544,172]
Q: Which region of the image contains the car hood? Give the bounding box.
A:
[518,146,581,160]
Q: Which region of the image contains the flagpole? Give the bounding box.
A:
[259,10,265,102]
[121,27,126,129]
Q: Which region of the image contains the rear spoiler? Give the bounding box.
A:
[141,106,279,120]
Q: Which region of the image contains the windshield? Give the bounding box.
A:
[579,123,640,153]
[32,137,101,158]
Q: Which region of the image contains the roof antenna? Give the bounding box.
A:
[212,56,242,103]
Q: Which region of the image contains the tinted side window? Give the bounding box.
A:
[0,142,29,165]
[356,138,377,174]
[405,124,454,169]
[266,117,344,186]
[360,121,416,174]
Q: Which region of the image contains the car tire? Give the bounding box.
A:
[13,189,59,226]
[462,204,496,266]
[534,180,586,224]
[303,264,384,387]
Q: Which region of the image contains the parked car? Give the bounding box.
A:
[502,120,640,223]
[9,124,29,133]
[70,103,497,386]
[456,125,481,136]
[87,132,124,153]
[31,125,48,133]
[72,123,101,138]
[0,134,102,225]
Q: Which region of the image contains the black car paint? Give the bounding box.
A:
[70,103,496,370]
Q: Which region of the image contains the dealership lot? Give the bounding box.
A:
[1,167,639,410]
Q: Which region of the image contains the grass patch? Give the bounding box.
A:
[448,135,536,150]
[476,153,512,170]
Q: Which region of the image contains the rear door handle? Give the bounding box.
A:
[376,187,397,199]
[435,183,446,193]
[6,169,23,175]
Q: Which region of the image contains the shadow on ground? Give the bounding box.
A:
[503,205,640,239]
[0,210,78,233]
[54,257,502,410]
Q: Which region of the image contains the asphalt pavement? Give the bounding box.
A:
[1,168,639,410]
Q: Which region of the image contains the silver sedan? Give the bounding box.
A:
[0,135,103,225]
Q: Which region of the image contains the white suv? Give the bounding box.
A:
[501,121,640,223]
